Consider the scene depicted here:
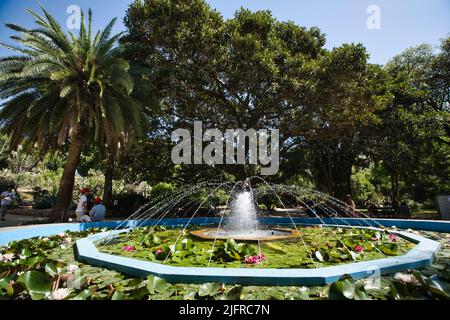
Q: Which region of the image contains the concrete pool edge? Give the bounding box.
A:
[74,225,440,286]
[1,217,449,247]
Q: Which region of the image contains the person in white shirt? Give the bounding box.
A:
[75,188,90,222]
[1,186,16,221]
[79,196,107,223]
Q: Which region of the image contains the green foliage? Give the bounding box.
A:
[351,167,383,204]
[0,174,15,191]
[31,187,55,209]
[0,5,144,152]
[150,182,176,199]
[98,226,413,269]
[212,239,257,262]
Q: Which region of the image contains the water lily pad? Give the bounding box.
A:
[328,276,356,300]
[147,275,169,294]
[198,282,222,297]
[17,271,52,300]
[44,263,58,277]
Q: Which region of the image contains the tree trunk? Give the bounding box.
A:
[103,155,114,208]
[50,125,86,222]
[326,147,333,195]
[391,172,399,203]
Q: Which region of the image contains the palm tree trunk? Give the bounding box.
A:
[103,155,114,208]
[50,125,86,222]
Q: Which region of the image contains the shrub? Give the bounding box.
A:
[111,193,149,214]
[0,175,15,191]
[31,187,55,209]
[150,182,175,199]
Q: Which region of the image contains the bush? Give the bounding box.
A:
[74,169,105,199]
[111,193,150,214]
[31,187,55,209]
[351,168,383,205]
[150,182,175,199]
[0,175,15,191]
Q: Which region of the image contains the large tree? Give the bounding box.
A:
[0,6,144,221]
[122,0,391,190]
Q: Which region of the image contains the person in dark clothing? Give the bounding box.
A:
[398,202,411,218]
[304,198,317,217]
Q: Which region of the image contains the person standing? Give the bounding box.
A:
[1,186,16,221]
[75,188,90,222]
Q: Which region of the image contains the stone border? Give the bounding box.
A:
[2,217,449,247]
[75,220,442,286]
[190,227,301,242]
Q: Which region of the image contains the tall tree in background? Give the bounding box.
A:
[0,6,144,221]
[367,40,450,202]
[123,0,385,184]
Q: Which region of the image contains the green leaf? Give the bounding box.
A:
[198,282,222,297]
[71,289,93,300]
[183,291,197,300]
[425,275,450,298]
[389,282,401,300]
[328,276,356,300]
[22,256,45,268]
[44,263,58,277]
[20,248,31,258]
[378,243,399,255]
[264,242,286,253]
[0,275,15,297]
[111,290,126,300]
[17,271,52,300]
[219,285,243,300]
[146,275,169,294]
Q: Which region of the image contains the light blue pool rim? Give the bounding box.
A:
[1,217,447,286]
[1,217,450,246]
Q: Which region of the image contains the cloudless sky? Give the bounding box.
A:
[0,0,449,64]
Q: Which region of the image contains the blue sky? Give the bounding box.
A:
[0,0,449,64]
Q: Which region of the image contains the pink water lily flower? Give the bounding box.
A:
[244,253,267,264]
[394,273,419,285]
[389,234,398,242]
[122,245,135,252]
[48,288,73,300]
[0,253,16,262]
[257,253,266,261]
[354,245,364,253]
[244,256,259,264]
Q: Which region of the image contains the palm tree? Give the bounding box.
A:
[0,6,143,221]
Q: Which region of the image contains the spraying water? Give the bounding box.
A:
[226,191,258,232]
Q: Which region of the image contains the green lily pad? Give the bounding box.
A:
[111,290,126,300]
[17,271,52,300]
[328,276,356,300]
[146,275,170,294]
[198,282,222,297]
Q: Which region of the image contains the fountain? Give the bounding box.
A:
[190,190,300,241]
[0,176,446,300]
[0,177,441,287]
